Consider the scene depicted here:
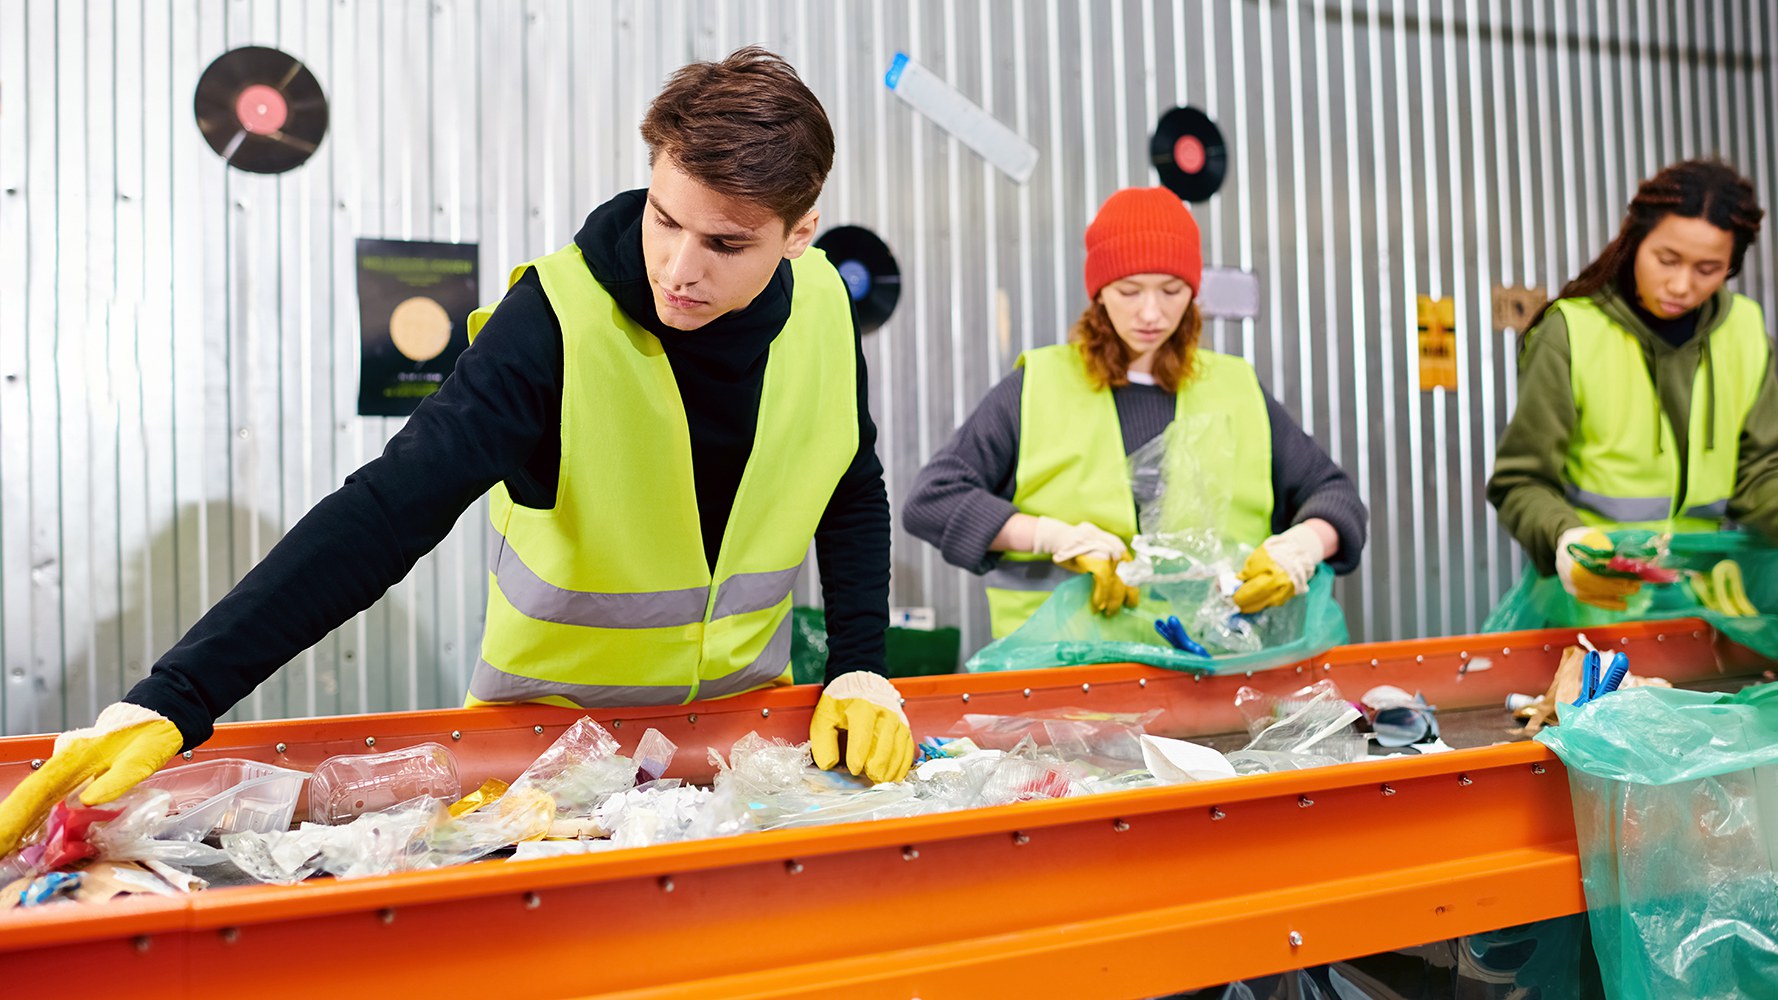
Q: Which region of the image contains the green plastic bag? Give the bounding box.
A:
[1536,684,1778,1000]
[1483,531,1778,658]
[964,566,1348,675]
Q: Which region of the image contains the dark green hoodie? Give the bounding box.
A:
[1487,282,1778,574]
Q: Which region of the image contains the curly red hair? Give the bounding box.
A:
[1068,298,1203,393]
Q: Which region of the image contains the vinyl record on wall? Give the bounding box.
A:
[1150,106,1227,203]
[815,225,902,334]
[194,46,329,175]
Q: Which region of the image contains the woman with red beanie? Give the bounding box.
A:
[905,186,1367,637]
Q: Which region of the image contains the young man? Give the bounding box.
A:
[0,47,911,854]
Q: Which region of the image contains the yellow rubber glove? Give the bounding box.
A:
[0,702,183,856]
[1058,554,1139,616]
[809,671,914,784]
[1234,523,1324,614]
[1556,527,1641,611]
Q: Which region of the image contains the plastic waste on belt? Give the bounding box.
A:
[1535,682,1778,1000]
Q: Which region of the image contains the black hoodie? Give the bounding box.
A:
[127,191,891,749]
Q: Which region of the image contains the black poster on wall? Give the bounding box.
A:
[356,238,479,416]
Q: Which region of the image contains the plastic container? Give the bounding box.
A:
[137,758,311,841]
[308,743,461,825]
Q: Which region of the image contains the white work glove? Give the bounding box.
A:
[1029,516,1128,563]
[809,671,914,784]
[1232,523,1324,614]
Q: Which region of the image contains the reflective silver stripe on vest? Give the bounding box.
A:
[711,566,801,620]
[1564,485,1672,523]
[695,615,795,700]
[467,659,693,708]
[466,615,793,707]
[984,559,1070,592]
[1683,499,1729,520]
[490,533,707,629]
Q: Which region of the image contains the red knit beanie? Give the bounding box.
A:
[1083,187,1203,300]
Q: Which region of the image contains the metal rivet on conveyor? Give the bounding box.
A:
[378,908,395,925]
[1012,831,1029,845]
[1112,819,1129,832]
[1191,673,1201,683]
[1693,630,1703,640]
[220,927,239,945]
[1414,655,1424,664]
[1295,665,1304,674]
[1369,658,1379,667]
[275,743,287,754]
[1081,683,1091,694]
[1321,662,1332,672]
[1542,643,1552,652]
[1288,931,1303,948]
[1657,634,1666,643]
[1531,763,1546,775]
[533,725,544,735]
[363,738,375,748]
[1620,637,1630,646]
[451,730,462,741]
[1457,773,1473,786]
[961,693,970,703]
[1298,795,1314,808]
[1380,784,1395,796]
[761,708,771,718]
[1459,650,1469,660]
[523,892,541,909]
[1022,688,1032,698]
[902,846,920,861]
[687,714,697,724]
[1501,647,1511,657]
[659,876,675,892]
[1139,677,1147,688]
[183,750,194,759]
[612,720,622,729]
[29,759,42,770]
[1208,807,1225,821]
[133,935,151,953]
[785,860,804,875]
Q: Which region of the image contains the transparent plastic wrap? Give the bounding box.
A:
[1127,413,1236,571]
[632,728,678,783]
[1535,683,1778,999]
[947,707,1159,771]
[507,717,634,819]
[1228,681,1366,773]
[84,789,231,868]
[307,744,458,825]
[709,732,815,801]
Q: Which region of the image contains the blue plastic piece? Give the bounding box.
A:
[1153,616,1209,657]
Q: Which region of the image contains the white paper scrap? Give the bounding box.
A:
[1140,735,1237,784]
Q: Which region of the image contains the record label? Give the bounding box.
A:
[1150,107,1227,203]
[195,46,329,175]
[814,226,901,334]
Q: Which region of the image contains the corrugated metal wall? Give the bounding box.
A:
[3,0,1774,734]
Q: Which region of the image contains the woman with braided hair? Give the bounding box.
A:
[1488,158,1778,611]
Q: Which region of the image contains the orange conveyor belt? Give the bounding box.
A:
[0,619,1765,998]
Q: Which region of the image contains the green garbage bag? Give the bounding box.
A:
[1483,531,1778,659]
[788,607,961,685]
[964,565,1347,675]
[1536,683,1778,1000]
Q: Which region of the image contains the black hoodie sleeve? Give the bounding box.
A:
[811,302,892,685]
[1263,392,1369,574]
[125,280,563,749]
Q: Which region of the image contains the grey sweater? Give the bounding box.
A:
[903,368,1369,575]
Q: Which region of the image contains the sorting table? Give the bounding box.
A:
[0,619,1764,998]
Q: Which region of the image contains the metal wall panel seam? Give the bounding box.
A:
[1013,0,1036,361]
[1226,2,1255,364]
[1255,0,1283,394]
[1336,0,1375,641]
[1285,0,1316,440]
[1461,0,1496,630]
[1386,0,1428,637]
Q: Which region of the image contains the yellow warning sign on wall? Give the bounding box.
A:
[1417,294,1458,392]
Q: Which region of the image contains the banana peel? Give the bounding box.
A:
[1690,560,1759,617]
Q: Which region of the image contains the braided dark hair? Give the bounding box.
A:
[1558,158,1763,304]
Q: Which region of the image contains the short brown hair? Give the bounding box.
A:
[640,46,835,229]
[1069,299,1202,394]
